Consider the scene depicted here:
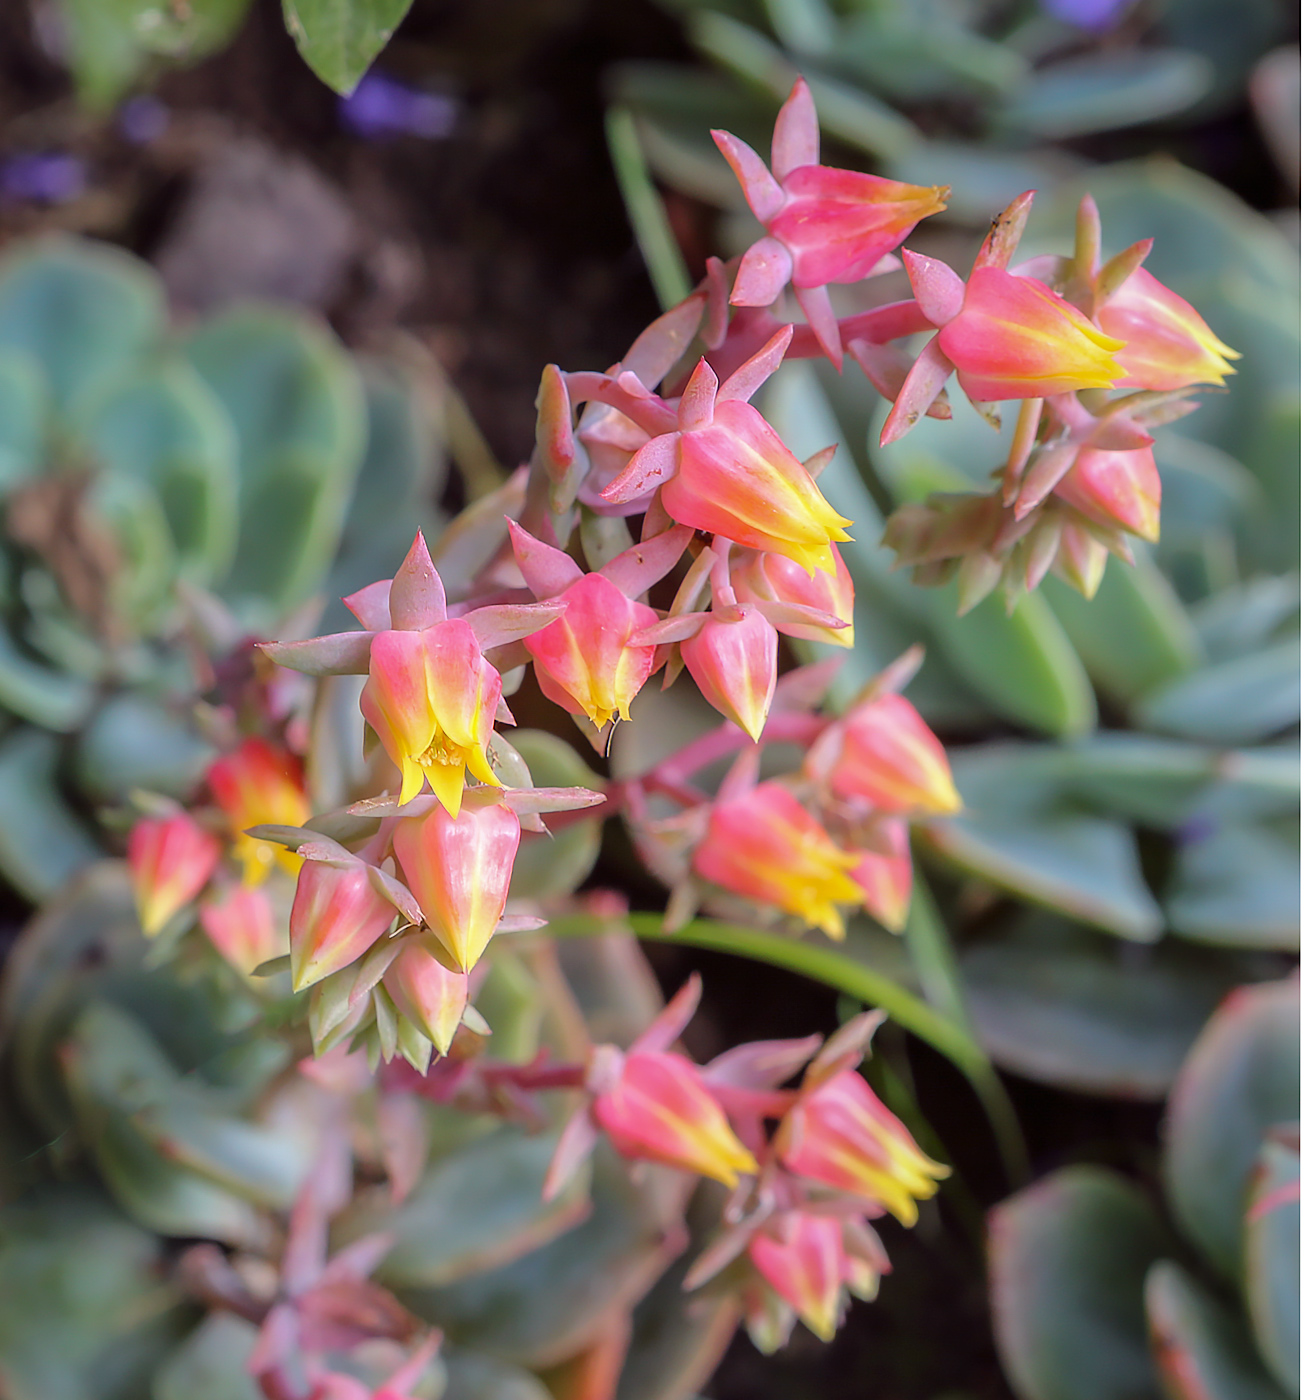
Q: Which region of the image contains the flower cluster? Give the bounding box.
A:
[538,978,947,1349]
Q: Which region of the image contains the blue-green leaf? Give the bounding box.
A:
[281,0,415,94]
[1133,639,1299,744]
[1244,1130,1300,1394]
[1165,819,1299,950]
[0,730,100,901]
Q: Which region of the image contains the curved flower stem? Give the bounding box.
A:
[546,911,1030,1188]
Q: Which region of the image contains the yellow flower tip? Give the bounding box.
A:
[425,758,467,818]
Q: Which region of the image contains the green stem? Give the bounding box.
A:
[546,912,1030,1186]
[605,106,692,312]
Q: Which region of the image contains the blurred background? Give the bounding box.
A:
[0,2,1297,1398]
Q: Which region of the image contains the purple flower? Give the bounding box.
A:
[339,72,457,141]
[1040,0,1133,29]
[118,96,170,145]
[0,153,85,204]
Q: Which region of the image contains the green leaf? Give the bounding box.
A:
[607,107,693,312]
[840,6,1028,101]
[349,1128,591,1289]
[1145,1260,1291,1400]
[0,616,96,733]
[281,0,414,94]
[1157,0,1290,111]
[185,306,366,613]
[442,1352,553,1400]
[1133,639,1299,745]
[1244,1131,1300,1394]
[0,730,101,902]
[0,1184,188,1400]
[961,912,1273,1098]
[1165,819,1299,950]
[72,694,216,805]
[153,1313,263,1400]
[999,49,1213,138]
[56,0,253,108]
[922,744,1163,941]
[507,732,604,902]
[885,141,1088,225]
[1043,555,1202,707]
[687,10,922,159]
[988,1166,1167,1400]
[1162,977,1299,1275]
[1190,576,1299,665]
[0,348,48,488]
[0,239,164,416]
[1039,732,1222,829]
[79,360,240,586]
[323,359,445,631]
[87,471,178,627]
[401,1145,686,1367]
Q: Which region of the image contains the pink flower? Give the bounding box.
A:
[289,859,398,992]
[207,738,310,885]
[713,78,947,364]
[849,821,913,934]
[392,799,520,972]
[734,545,856,649]
[693,781,862,939]
[1054,444,1161,542]
[382,935,471,1055]
[1098,266,1237,391]
[199,884,282,975]
[681,605,779,743]
[776,1068,948,1224]
[126,812,220,935]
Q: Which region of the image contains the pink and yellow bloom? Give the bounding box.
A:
[207,738,311,884]
[681,605,779,743]
[289,859,398,992]
[850,821,913,934]
[383,935,471,1054]
[592,1047,758,1187]
[361,619,502,814]
[1097,266,1238,391]
[747,1213,852,1343]
[199,884,282,976]
[1054,444,1161,542]
[814,693,960,817]
[391,799,520,972]
[693,781,863,938]
[734,545,856,648]
[777,1068,949,1225]
[126,812,220,935]
[713,78,947,364]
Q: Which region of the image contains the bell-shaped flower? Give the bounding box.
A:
[127,811,220,935]
[713,78,947,365]
[207,738,311,885]
[693,780,863,939]
[733,544,856,649]
[809,692,960,816]
[592,1045,759,1186]
[510,519,689,731]
[1054,444,1160,542]
[776,1067,949,1225]
[199,884,282,975]
[849,820,913,934]
[1098,266,1238,390]
[290,857,400,993]
[545,975,757,1198]
[747,1212,854,1343]
[598,329,852,575]
[361,619,502,814]
[263,533,567,816]
[681,605,779,743]
[392,795,521,972]
[382,934,471,1055]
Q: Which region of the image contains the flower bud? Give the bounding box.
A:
[383,936,471,1054]
[664,401,852,576]
[524,572,659,730]
[593,1048,758,1187]
[289,860,397,992]
[207,738,311,885]
[850,821,913,934]
[1054,445,1160,543]
[199,885,282,976]
[681,606,778,742]
[776,1068,948,1225]
[127,813,220,935]
[937,267,1124,402]
[692,782,863,939]
[392,801,520,972]
[361,620,502,815]
[819,694,960,816]
[735,546,855,648]
[748,1212,847,1342]
[1097,266,1238,391]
